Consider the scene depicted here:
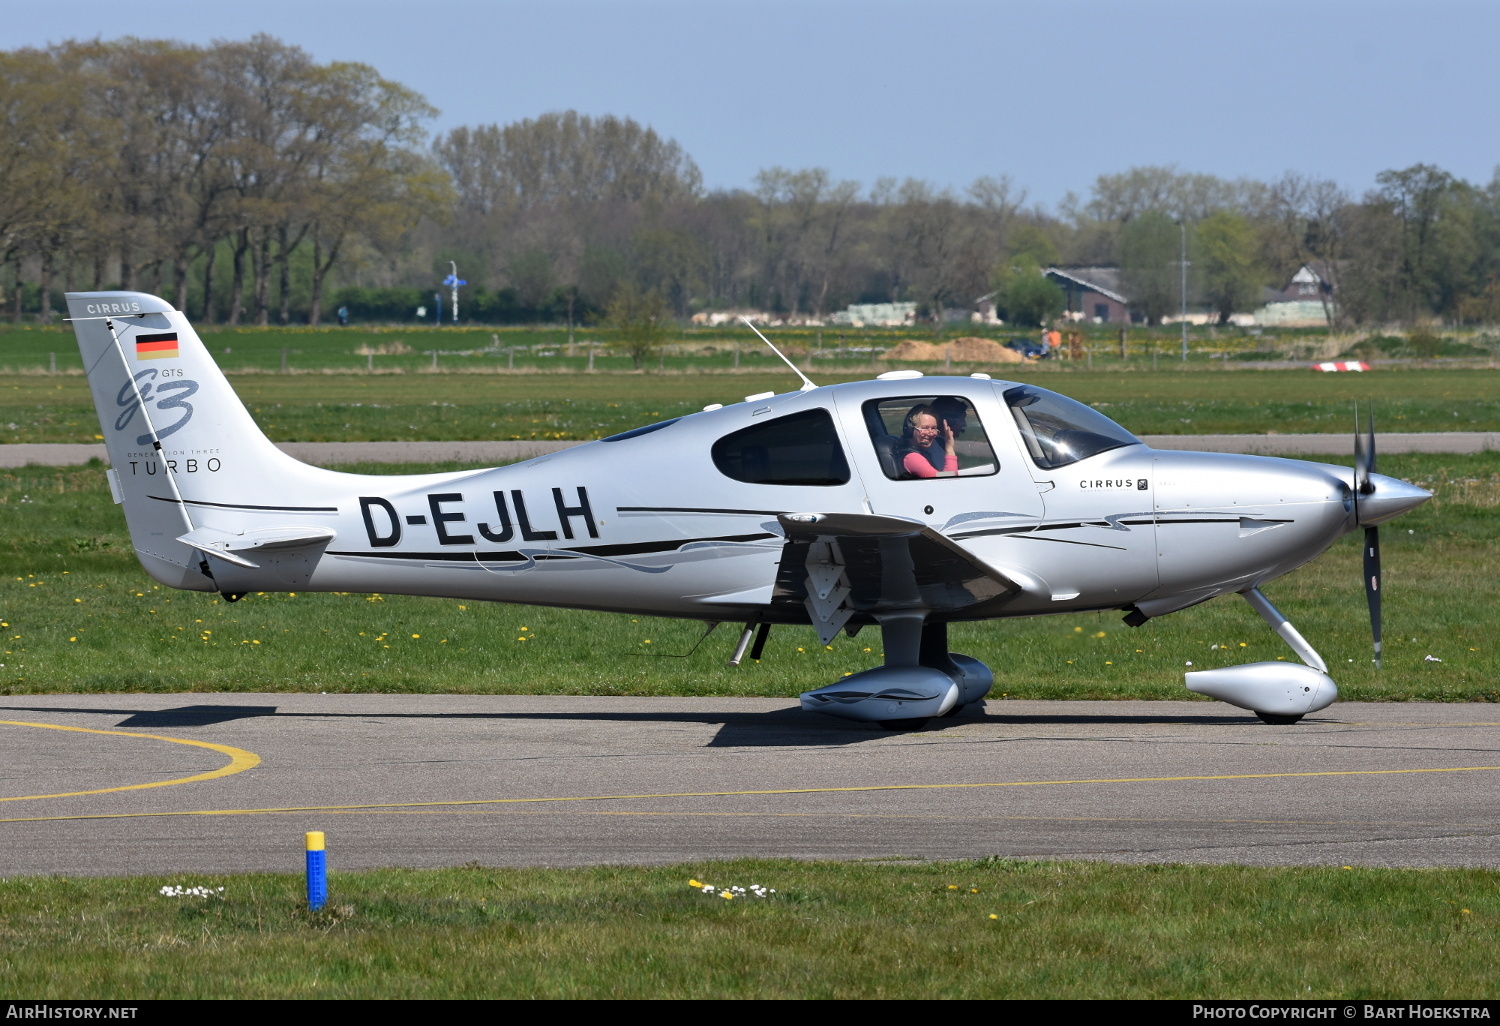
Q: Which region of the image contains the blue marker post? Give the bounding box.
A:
[305,831,327,911]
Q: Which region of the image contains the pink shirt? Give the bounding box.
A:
[902,450,957,478]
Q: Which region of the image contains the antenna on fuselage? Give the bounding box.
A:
[739,316,817,392]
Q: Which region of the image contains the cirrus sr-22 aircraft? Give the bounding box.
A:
[65,291,1430,728]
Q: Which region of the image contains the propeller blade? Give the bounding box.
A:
[1364,525,1382,669]
[1354,406,1376,497]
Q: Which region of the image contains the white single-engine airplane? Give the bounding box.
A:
[66,291,1430,728]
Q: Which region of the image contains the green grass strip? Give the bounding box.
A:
[5,367,1500,441]
[1,859,1495,998]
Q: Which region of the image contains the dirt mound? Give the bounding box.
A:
[947,336,1024,363]
[880,336,1024,363]
[880,339,939,361]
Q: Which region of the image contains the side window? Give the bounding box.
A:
[862,396,999,481]
[711,408,851,486]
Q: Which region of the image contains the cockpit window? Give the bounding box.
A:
[711,408,851,486]
[862,396,999,480]
[1002,385,1140,469]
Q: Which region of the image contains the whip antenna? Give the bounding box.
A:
[739,316,817,391]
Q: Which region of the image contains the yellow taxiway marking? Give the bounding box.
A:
[0,720,261,802]
[0,762,1496,824]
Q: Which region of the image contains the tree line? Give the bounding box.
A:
[4,36,1500,329]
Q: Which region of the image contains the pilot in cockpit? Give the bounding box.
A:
[900,401,959,478]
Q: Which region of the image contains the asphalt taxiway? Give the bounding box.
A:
[2,696,1497,877]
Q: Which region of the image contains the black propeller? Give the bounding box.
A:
[1354,408,1381,668]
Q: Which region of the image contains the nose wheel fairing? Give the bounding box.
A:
[1185,661,1338,717]
[1182,588,1339,722]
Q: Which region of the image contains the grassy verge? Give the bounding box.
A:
[1,859,1495,998]
[2,454,1495,701]
[5,367,1500,442]
[0,321,1393,377]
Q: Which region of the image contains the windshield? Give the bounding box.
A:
[1002,385,1140,469]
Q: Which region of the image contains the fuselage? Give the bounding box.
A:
[164,375,1366,625]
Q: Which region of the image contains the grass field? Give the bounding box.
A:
[2,859,1495,998]
[0,321,1352,376]
[5,366,1500,442]
[2,453,1495,702]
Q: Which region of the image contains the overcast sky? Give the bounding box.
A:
[10,0,1499,210]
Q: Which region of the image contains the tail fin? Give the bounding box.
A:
[66,291,338,590]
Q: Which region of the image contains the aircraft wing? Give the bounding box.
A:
[771,512,1027,643]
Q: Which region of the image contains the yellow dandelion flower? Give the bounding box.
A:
[988,914,998,920]
[947,885,958,890]
[689,879,702,888]
[411,634,420,639]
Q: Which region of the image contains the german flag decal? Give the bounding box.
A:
[135,332,179,360]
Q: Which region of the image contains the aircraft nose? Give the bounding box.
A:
[1357,473,1432,526]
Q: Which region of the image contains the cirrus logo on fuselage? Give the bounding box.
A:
[1080,478,1149,490]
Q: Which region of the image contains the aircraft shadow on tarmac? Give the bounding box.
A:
[2,703,1261,749]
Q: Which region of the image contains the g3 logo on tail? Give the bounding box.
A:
[115,369,198,446]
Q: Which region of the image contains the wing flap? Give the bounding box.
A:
[772,512,1027,642]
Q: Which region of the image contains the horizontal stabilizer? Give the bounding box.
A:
[177,526,338,569]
